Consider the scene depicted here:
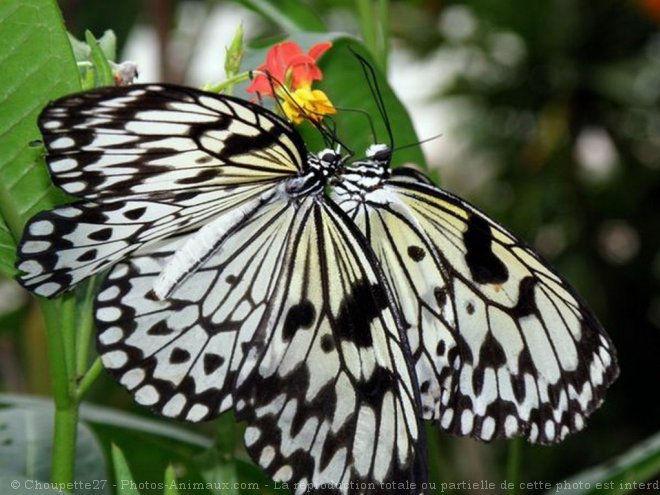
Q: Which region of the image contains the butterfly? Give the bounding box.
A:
[16,83,618,494]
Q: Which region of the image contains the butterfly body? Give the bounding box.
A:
[16,84,617,494]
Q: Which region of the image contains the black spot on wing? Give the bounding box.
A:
[320,334,335,353]
[334,280,388,347]
[434,287,447,310]
[282,300,315,341]
[169,347,190,364]
[407,245,426,262]
[463,214,508,284]
[354,366,396,408]
[147,321,174,336]
[512,276,537,317]
[195,155,213,164]
[479,332,507,368]
[512,374,527,403]
[88,227,113,242]
[203,353,225,375]
[76,249,98,262]
[176,168,221,185]
[124,206,147,220]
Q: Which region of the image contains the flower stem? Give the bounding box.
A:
[51,404,79,486]
[203,71,252,94]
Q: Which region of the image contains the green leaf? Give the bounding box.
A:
[85,30,115,87]
[0,0,80,241]
[0,394,217,494]
[111,444,141,495]
[0,214,16,277]
[236,0,326,32]
[0,407,108,494]
[549,429,660,495]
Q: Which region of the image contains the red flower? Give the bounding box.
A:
[247,41,332,95]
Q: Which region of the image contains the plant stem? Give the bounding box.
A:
[76,279,98,377]
[60,293,77,393]
[40,294,80,490]
[51,404,80,486]
[76,358,104,400]
[506,438,522,495]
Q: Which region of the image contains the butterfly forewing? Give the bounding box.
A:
[332,164,618,445]
[19,84,307,296]
[39,84,305,198]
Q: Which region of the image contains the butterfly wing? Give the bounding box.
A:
[96,194,425,492]
[18,84,307,296]
[332,167,618,444]
[38,84,305,198]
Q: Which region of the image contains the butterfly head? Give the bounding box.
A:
[354,143,391,179]
[365,143,392,166]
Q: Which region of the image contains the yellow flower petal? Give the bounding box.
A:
[280,86,336,124]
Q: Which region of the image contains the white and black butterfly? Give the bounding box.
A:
[16,83,618,494]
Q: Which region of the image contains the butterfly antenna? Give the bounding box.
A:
[257,71,346,150]
[349,47,394,149]
[319,114,354,156]
[390,133,443,154]
[334,106,378,145]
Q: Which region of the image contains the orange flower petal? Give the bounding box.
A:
[308,41,332,61]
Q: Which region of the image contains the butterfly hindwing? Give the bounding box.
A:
[17,183,274,297]
[96,193,425,492]
[95,195,296,420]
[332,164,618,444]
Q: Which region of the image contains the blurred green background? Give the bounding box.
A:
[1,0,659,493]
